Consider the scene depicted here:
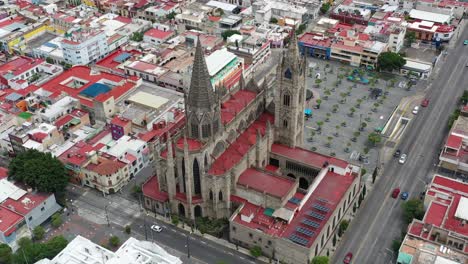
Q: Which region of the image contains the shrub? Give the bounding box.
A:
[109,236,120,247]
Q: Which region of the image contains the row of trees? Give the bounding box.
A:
[0,236,68,264]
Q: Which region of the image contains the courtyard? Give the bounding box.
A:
[303,58,423,170]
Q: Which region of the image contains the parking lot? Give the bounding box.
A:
[303,58,423,169]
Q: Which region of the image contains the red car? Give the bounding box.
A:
[392,188,401,198]
[344,252,353,264]
[421,99,429,107]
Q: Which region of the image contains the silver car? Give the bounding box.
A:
[399,154,407,164]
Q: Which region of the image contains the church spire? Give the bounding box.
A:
[187,37,216,110]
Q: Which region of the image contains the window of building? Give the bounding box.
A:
[249,233,253,238]
[202,123,211,138]
[108,180,112,185]
[29,216,32,221]
[232,226,236,232]
[284,68,292,79]
[283,119,288,128]
[283,94,291,106]
[41,207,45,211]
[268,240,272,246]
[191,124,199,138]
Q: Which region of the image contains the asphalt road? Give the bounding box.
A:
[333,27,468,264]
[67,185,260,264]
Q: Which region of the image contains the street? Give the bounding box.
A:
[332,26,468,263]
[66,185,261,264]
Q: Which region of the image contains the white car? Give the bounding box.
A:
[399,154,407,164]
[412,106,419,115]
[151,225,163,232]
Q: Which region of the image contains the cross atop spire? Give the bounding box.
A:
[187,37,216,110]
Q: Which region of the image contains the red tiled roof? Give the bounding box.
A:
[0,167,8,180]
[446,134,463,149]
[176,138,203,151]
[433,175,468,194]
[299,33,332,48]
[332,42,364,53]
[85,158,127,175]
[125,153,137,163]
[38,66,138,108]
[424,202,448,227]
[221,90,257,124]
[0,56,44,79]
[408,221,424,236]
[0,206,24,233]
[58,141,95,166]
[96,49,141,74]
[2,192,49,216]
[280,171,355,248]
[237,168,295,198]
[142,175,169,202]
[144,28,174,40]
[111,116,130,127]
[233,200,287,236]
[55,114,74,128]
[208,16,221,22]
[209,113,274,176]
[87,129,111,146]
[271,144,349,169]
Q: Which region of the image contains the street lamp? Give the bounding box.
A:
[186,232,192,258]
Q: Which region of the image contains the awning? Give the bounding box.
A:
[263,207,274,217]
[272,207,295,223]
[304,109,312,115]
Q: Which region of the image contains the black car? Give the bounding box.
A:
[394,149,401,158]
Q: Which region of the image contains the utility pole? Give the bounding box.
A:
[104,205,110,227]
[143,212,148,240]
[186,232,191,258]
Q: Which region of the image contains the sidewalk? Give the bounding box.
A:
[148,211,269,263]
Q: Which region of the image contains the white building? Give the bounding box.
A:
[40,96,80,123]
[35,235,182,264]
[409,9,451,24]
[103,135,150,177]
[61,30,109,65]
[251,1,312,24]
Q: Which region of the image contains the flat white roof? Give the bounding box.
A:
[0,179,27,203]
[409,9,451,24]
[404,59,432,72]
[206,0,237,11]
[205,48,237,76]
[106,135,146,157]
[435,256,462,264]
[128,91,169,109]
[455,196,468,221]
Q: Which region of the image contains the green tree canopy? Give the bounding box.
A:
[269,17,278,24]
[0,243,12,264]
[249,245,262,258]
[401,199,425,224]
[377,52,406,71]
[221,30,241,40]
[33,226,45,241]
[311,256,329,264]
[8,150,68,194]
[12,236,67,264]
[109,236,120,247]
[368,132,382,146]
[130,32,144,42]
[320,3,331,14]
[405,31,416,46]
[166,11,176,20]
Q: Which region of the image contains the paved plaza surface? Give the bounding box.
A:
[303,59,424,171]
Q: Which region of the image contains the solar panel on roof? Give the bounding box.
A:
[289,197,301,204]
[289,235,309,246]
[307,211,325,221]
[302,219,320,229]
[113,52,132,63]
[296,227,315,237]
[317,198,329,203]
[313,203,330,213]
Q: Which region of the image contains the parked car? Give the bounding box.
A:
[393,149,401,158]
[412,106,419,115]
[399,154,407,164]
[421,99,429,107]
[392,188,401,198]
[401,192,409,200]
[464,40,468,45]
[151,225,163,232]
[343,252,353,264]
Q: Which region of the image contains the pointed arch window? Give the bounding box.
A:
[219,191,223,201]
[190,123,199,138]
[283,93,291,106]
[209,190,213,200]
[284,68,292,79]
[193,159,201,195]
[283,119,288,128]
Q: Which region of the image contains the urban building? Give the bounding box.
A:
[141,32,362,263]
[439,114,468,174]
[82,153,130,195]
[61,29,109,65]
[35,235,182,264]
[143,28,175,45]
[0,176,61,251]
[400,175,468,263]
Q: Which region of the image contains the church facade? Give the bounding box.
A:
[146,32,362,263]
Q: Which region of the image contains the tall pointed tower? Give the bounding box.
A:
[186,38,221,142]
[274,29,306,148]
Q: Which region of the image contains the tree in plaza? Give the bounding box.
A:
[51,213,63,228]
[316,99,322,109]
[0,243,12,264]
[339,220,349,235]
[368,132,382,146]
[311,256,329,264]
[360,122,367,131]
[33,226,45,241]
[405,31,416,46]
[377,52,406,72]
[250,246,262,258]
[269,17,278,24]
[401,199,425,224]
[8,149,68,195]
[109,236,121,248]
